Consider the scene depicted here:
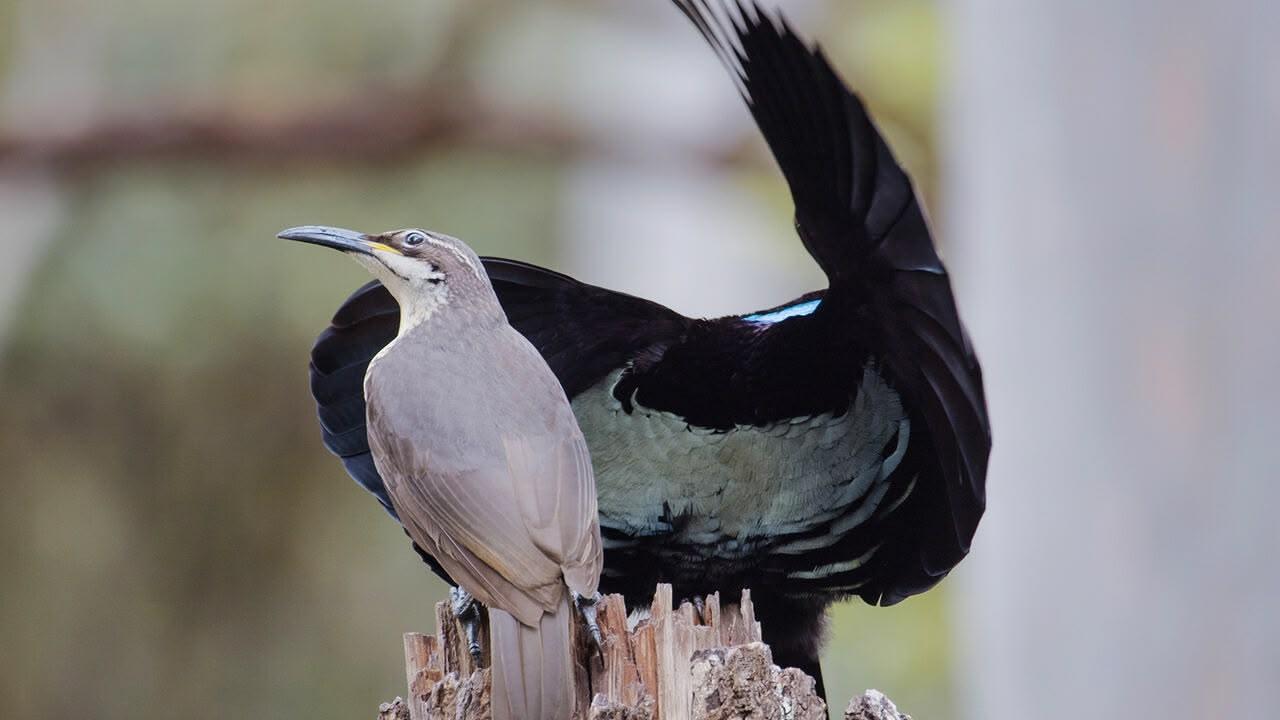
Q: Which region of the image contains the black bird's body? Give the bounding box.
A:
[308,0,990,696]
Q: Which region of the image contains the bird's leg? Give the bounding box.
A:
[449,586,485,667]
[573,591,605,658]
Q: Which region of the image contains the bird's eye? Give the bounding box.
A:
[404,231,427,247]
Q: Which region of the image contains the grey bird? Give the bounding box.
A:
[278,225,603,720]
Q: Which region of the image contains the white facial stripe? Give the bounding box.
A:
[422,234,482,281]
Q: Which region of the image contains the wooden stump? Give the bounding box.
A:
[387,584,899,720]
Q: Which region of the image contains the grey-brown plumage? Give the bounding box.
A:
[278,225,602,720]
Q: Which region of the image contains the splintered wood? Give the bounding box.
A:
[402,600,490,720]
[394,584,825,720]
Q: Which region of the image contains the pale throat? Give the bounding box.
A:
[353,254,448,334]
[396,288,448,334]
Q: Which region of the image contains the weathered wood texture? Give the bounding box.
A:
[387,584,904,720]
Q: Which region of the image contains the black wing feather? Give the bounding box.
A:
[675,0,990,604]
[310,280,399,514]
[482,258,691,398]
[307,262,689,522]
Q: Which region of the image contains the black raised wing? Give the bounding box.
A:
[311,280,399,516]
[482,258,690,399]
[309,260,689,524]
[674,0,990,604]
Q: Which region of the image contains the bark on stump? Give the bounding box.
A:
[385,583,909,720]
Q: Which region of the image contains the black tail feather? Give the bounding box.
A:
[673,0,990,605]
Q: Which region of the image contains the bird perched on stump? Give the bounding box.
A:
[305,0,990,698]
[279,225,603,720]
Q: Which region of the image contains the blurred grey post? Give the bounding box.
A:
[946,1,1280,718]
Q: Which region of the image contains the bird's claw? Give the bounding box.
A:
[574,592,605,658]
[450,587,485,667]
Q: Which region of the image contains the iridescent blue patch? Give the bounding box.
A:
[742,298,821,324]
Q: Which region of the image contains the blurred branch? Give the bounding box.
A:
[0,81,751,175]
[0,0,742,175]
[0,84,576,172]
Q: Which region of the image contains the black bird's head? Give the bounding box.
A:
[278,225,493,327]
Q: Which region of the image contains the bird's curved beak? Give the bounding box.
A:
[276,225,402,257]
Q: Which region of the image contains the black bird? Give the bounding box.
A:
[307,0,989,696]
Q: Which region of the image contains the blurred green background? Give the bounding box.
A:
[0,1,951,718]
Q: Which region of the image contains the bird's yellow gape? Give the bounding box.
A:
[366,242,402,256]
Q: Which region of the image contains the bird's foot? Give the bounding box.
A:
[573,592,605,658]
[449,586,485,667]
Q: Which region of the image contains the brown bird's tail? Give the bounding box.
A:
[489,593,574,720]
